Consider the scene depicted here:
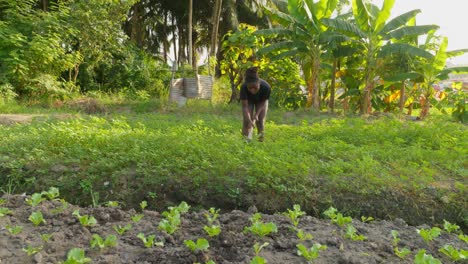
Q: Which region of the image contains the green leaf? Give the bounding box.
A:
[381,10,421,34]
[321,18,366,38]
[374,0,395,33]
[352,0,371,32]
[386,25,439,40]
[378,43,433,59]
[314,0,338,20]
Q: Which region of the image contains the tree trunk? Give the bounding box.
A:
[399,81,406,113]
[163,12,168,64]
[312,57,321,109]
[210,0,223,56]
[172,16,178,65]
[419,93,431,119]
[42,0,48,11]
[361,78,373,114]
[329,59,337,112]
[188,0,193,68]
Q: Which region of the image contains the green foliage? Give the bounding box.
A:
[22,244,43,256]
[106,201,119,207]
[438,245,467,261]
[113,224,132,235]
[72,210,97,227]
[203,225,221,237]
[140,201,148,210]
[344,224,367,241]
[131,214,144,223]
[25,193,46,207]
[40,233,53,242]
[41,187,60,200]
[62,248,91,264]
[29,211,46,226]
[244,213,278,237]
[361,216,374,223]
[0,207,13,217]
[458,234,468,243]
[391,230,400,246]
[414,249,442,264]
[158,202,190,235]
[6,224,23,235]
[283,204,306,227]
[417,227,441,243]
[205,207,220,224]
[296,243,327,262]
[137,233,164,248]
[296,229,314,241]
[184,238,210,253]
[90,234,117,249]
[443,219,460,234]
[250,242,269,264]
[323,207,352,227]
[394,247,411,259]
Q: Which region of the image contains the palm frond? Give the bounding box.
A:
[322,18,366,38]
[378,43,433,59]
[385,25,439,40]
[380,9,420,34]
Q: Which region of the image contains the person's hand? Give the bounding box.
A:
[249,119,256,129]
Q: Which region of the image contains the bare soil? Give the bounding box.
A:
[1,194,465,264]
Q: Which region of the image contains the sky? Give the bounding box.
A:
[373,0,468,65]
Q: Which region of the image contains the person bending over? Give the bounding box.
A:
[240,67,271,142]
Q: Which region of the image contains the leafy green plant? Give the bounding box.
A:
[106,201,119,207]
[90,234,117,249]
[244,213,278,237]
[391,230,400,246]
[344,224,367,241]
[22,245,43,256]
[417,227,441,243]
[361,216,374,223]
[203,225,221,237]
[6,224,23,235]
[40,233,53,242]
[250,242,269,264]
[0,198,5,205]
[140,201,147,210]
[113,224,132,235]
[394,247,411,259]
[26,193,45,207]
[203,207,221,237]
[158,202,190,234]
[204,207,220,224]
[51,199,69,215]
[283,204,306,227]
[137,233,163,248]
[443,220,460,234]
[297,243,327,262]
[296,229,313,241]
[184,238,210,253]
[459,234,468,243]
[29,211,46,226]
[72,210,97,227]
[131,214,144,223]
[41,187,60,200]
[62,248,91,264]
[414,249,442,264]
[0,207,13,217]
[323,207,352,227]
[438,245,467,261]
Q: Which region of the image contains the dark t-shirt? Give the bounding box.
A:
[240,79,271,103]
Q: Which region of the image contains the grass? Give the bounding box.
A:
[0,100,466,228]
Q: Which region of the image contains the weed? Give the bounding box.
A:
[361,216,374,223]
[106,201,119,208]
[51,199,69,215]
[458,234,468,243]
[391,230,400,247]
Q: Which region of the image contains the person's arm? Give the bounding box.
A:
[253,100,268,120]
[242,99,255,127]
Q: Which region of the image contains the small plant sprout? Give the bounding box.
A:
[361,216,374,223]
[40,233,53,242]
[137,233,164,248]
[158,202,190,235]
[6,224,23,235]
[204,207,220,224]
[140,200,148,210]
[113,223,132,235]
[344,224,367,241]
[72,210,97,227]
[459,234,468,243]
[131,214,144,223]
[25,193,45,207]
[51,198,69,215]
[184,238,210,253]
[439,245,467,261]
[417,227,441,243]
[41,186,60,200]
[296,229,313,241]
[414,249,442,264]
[323,207,352,227]
[250,242,269,264]
[283,204,305,228]
[391,230,400,246]
[203,207,221,237]
[394,247,411,259]
[62,248,91,264]
[106,201,119,207]
[203,225,221,237]
[244,213,278,237]
[443,220,460,234]
[90,234,117,249]
[22,244,43,256]
[296,243,327,262]
[0,207,13,217]
[29,211,46,226]
[0,198,5,205]
[147,191,157,199]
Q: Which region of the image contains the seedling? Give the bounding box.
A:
[439,245,467,261]
[391,230,400,246]
[140,201,147,210]
[40,233,53,242]
[72,210,97,227]
[414,249,441,264]
[41,187,60,200]
[283,204,305,227]
[90,234,117,249]
[417,227,441,243]
[25,193,45,207]
[131,214,144,223]
[0,207,13,217]
[137,233,163,248]
[244,213,278,237]
[297,243,327,262]
[0,198,5,205]
[443,220,460,234]
[62,248,91,264]
[158,202,190,234]
[344,224,366,241]
[250,242,269,264]
[106,201,119,207]
[113,224,132,235]
[204,207,220,225]
[361,216,374,223]
[51,199,69,215]
[29,211,46,226]
[296,229,313,241]
[394,247,411,259]
[459,234,468,243]
[22,245,43,256]
[6,224,23,235]
[203,225,221,237]
[184,238,209,253]
[323,207,352,227]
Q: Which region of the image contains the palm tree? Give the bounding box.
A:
[322,0,438,114]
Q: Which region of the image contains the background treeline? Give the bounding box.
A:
[0,0,466,120]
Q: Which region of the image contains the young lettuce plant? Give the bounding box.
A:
[22,245,43,256]
[296,243,327,262]
[459,234,468,243]
[244,213,278,238]
[250,242,269,264]
[323,207,352,227]
[41,187,60,200]
[438,245,467,261]
[137,233,164,248]
[344,224,367,241]
[62,248,91,264]
[184,238,210,253]
[106,201,119,208]
[158,202,190,235]
[414,249,442,264]
[29,211,46,226]
[361,216,374,223]
[391,230,411,259]
[283,204,305,228]
[72,210,97,227]
[296,229,314,241]
[90,234,117,250]
[417,227,441,244]
[0,207,13,217]
[6,225,23,235]
[113,224,132,235]
[443,220,460,234]
[131,214,144,223]
[140,201,148,210]
[40,233,53,242]
[25,193,45,207]
[203,207,221,237]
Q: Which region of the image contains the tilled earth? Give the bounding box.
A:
[0,194,465,264]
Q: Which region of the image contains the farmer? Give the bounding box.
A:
[240,67,271,142]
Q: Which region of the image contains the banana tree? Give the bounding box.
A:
[255,0,340,109]
[322,0,438,114]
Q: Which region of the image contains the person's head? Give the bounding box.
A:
[245,67,260,94]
